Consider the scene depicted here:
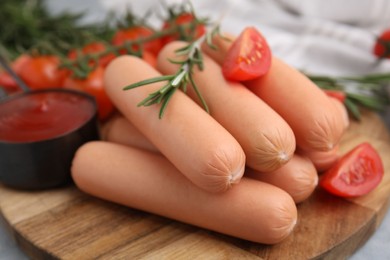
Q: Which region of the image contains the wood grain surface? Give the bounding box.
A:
[0,110,389,260]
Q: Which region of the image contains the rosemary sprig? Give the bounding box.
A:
[308,73,390,120]
[58,18,209,80]
[123,25,220,118]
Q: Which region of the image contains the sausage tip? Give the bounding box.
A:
[278,151,290,163]
[287,217,298,234]
[266,193,298,243]
[313,174,319,187]
[327,142,335,151]
[229,165,245,185]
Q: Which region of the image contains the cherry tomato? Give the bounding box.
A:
[373,29,390,59]
[112,26,162,56]
[0,71,13,88]
[63,66,114,121]
[222,27,272,81]
[142,51,158,68]
[68,42,116,67]
[323,89,346,103]
[161,12,206,45]
[320,142,384,198]
[0,72,14,92]
[18,55,68,90]
[0,54,32,92]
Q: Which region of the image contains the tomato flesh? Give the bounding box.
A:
[222,27,271,81]
[320,142,384,197]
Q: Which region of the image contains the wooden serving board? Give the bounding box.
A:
[1,110,390,260]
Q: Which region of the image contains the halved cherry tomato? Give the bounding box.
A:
[112,26,162,56]
[222,27,272,81]
[18,55,68,90]
[320,142,384,198]
[373,29,390,59]
[323,89,346,103]
[161,12,205,45]
[68,42,116,67]
[63,66,114,120]
[0,54,32,92]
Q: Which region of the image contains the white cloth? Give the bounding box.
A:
[99,0,390,77]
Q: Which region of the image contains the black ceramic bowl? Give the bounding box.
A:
[0,88,100,190]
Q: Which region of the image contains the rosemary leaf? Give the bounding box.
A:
[182,74,189,93]
[123,75,174,90]
[344,98,361,120]
[206,31,217,50]
[156,93,166,104]
[138,92,160,107]
[342,73,390,83]
[307,75,338,85]
[159,83,174,95]
[188,71,209,114]
[175,45,191,54]
[159,87,178,118]
[168,58,186,65]
[191,57,203,64]
[347,93,387,110]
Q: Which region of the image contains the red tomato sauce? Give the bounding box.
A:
[0,90,95,143]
